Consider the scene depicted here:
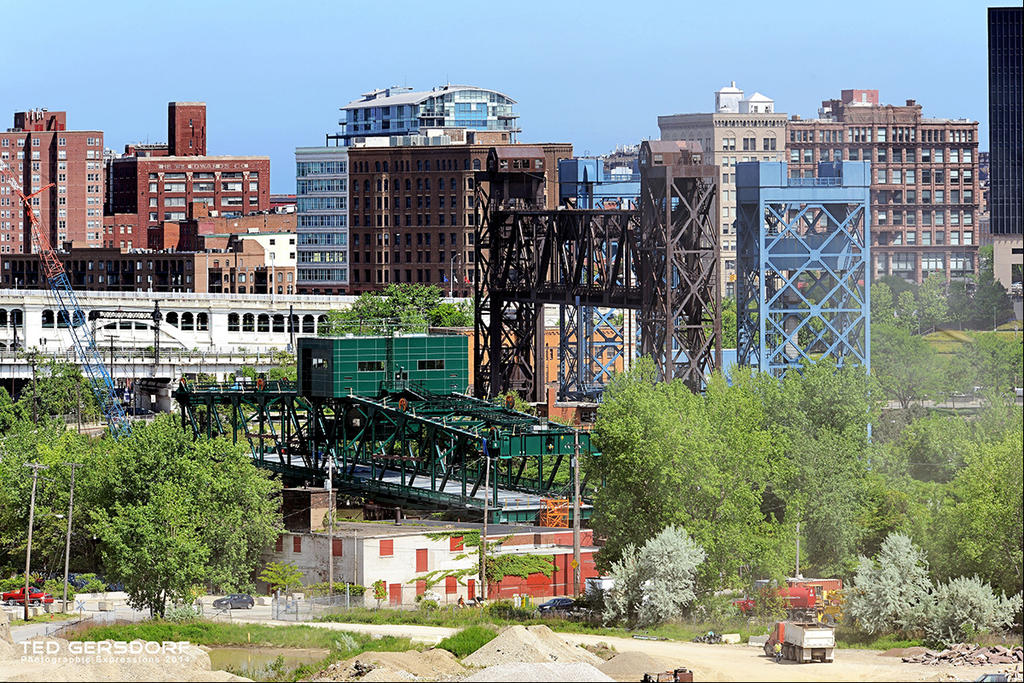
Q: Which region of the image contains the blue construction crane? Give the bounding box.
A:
[1,159,132,439]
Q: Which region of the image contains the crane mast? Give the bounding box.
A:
[0,158,132,439]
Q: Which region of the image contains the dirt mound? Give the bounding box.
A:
[464,661,614,682]
[462,625,602,668]
[0,636,249,682]
[598,651,687,681]
[313,648,464,681]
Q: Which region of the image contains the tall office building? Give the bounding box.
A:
[295,146,349,294]
[332,85,519,147]
[0,109,104,255]
[659,83,788,297]
[988,6,1023,290]
[787,90,980,283]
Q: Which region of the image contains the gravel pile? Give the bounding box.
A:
[464,662,614,682]
[598,651,685,681]
[463,625,602,668]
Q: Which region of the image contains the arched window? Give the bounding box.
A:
[228,313,240,332]
[472,159,481,170]
[272,314,285,333]
[257,314,270,333]
[290,314,299,334]
[166,312,179,327]
[317,314,328,333]
[197,312,209,331]
[302,314,314,334]
[0,309,7,327]
[181,312,194,331]
[10,309,23,327]
[40,309,54,328]
[242,313,255,332]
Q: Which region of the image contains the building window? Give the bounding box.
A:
[379,540,394,557]
[293,536,301,553]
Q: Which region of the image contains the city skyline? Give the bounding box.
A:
[1,0,1006,192]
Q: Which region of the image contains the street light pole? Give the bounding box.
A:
[23,462,48,622]
[480,454,490,601]
[572,431,581,597]
[63,463,82,612]
[449,253,458,299]
[327,461,334,598]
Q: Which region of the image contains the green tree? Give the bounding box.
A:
[895,290,919,332]
[258,561,303,594]
[949,331,1023,393]
[590,360,786,588]
[0,387,22,432]
[870,282,896,326]
[970,245,1015,330]
[604,525,706,627]
[846,533,933,635]
[917,272,949,331]
[871,323,946,408]
[932,425,1023,596]
[91,416,283,615]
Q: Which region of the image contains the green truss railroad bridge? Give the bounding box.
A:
[174,333,598,524]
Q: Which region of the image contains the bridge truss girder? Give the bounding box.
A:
[736,196,870,377]
[174,381,596,521]
[638,165,722,392]
[474,196,645,402]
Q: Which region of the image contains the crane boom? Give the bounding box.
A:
[0,159,132,439]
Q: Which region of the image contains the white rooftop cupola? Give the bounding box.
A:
[715,81,744,113]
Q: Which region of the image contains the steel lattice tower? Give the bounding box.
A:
[736,161,871,376]
[474,142,721,401]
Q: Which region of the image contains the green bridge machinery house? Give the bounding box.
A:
[174,333,598,523]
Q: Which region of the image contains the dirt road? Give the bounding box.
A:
[561,632,967,682]
[253,619,978,681]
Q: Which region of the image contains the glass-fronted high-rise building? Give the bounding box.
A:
[987,7,1023,291]
[295,147,348,294]
[331,84,519,146]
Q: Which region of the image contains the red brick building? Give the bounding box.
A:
[105,102,270,239]
[347,140,571,295]
[787,90,980,283]
[1,109,104,254]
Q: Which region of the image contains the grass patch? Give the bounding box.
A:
[66,618,413,653]
[834,627,923,650]
[436,625,498,658]
[8,612,79,626]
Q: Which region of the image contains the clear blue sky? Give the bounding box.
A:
[2,0,1005,193]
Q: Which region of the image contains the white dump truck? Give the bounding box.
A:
[764,620,835,663]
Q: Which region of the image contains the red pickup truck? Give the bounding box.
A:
[2,587,55,605]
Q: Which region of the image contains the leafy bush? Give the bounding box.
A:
[418,599,439,611]
[923,576,1023,647]
[484,600,534,621]
[306,582,365,597]
[164,606,199,622]
[42,579,75,601]
[77,574,108,594]
[604,525,706,628]
[846,533,932,635]
[436,626,498,658]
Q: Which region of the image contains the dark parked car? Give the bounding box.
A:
[213,594,254,609]
[536,597,576,616]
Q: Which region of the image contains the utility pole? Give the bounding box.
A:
[572,430,581,597]
[795,521,801,578]
[23,462,48,622]
[327,461,334,598]
[62,463,82,612]
[480,454,490,601]
[29,352,38,425]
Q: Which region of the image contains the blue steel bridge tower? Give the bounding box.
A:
[736,161,871,376]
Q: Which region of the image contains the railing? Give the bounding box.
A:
[787,177,843,187]
[0,348,288,364]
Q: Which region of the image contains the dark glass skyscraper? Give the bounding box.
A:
[988,7,1023,236]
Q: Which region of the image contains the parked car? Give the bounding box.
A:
[536,597,576,616]
[2,587,55,605]
[212,594,254,610]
